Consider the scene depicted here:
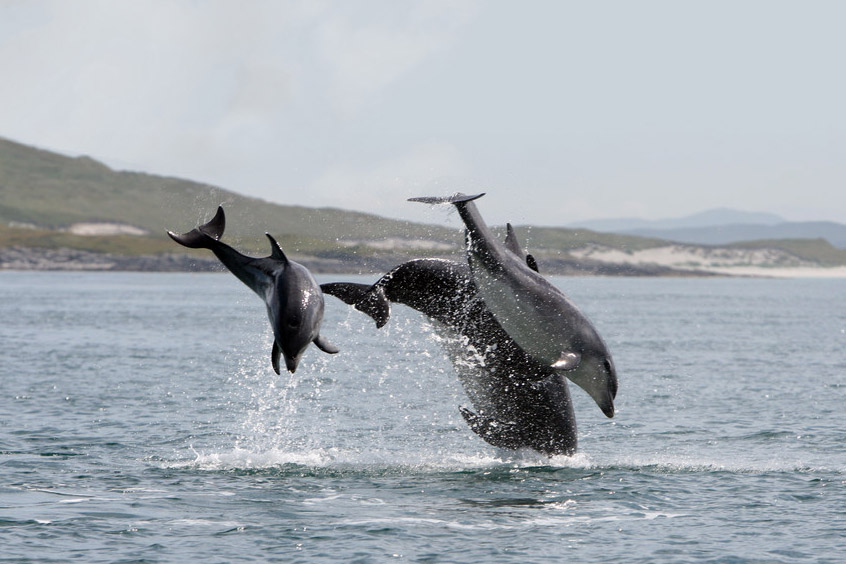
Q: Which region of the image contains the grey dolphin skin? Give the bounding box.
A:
[409,193,618,418]
[321,256,578,456]
[167,206,338,374]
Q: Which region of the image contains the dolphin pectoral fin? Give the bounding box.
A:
[551,352,581,371]
[321,283,391,328]
[459,407,524,450]
[271,340,282,375]
[313,334,339,354]
[526,254,539,273]
[167,206,226,248]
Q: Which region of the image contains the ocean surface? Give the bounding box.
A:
[1,271,844,563]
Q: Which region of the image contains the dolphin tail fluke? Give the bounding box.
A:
[167,206,226,249]
[320,283,391,328]
[313,334,339,354]
[408,193,485,206]
[459,407,524,451]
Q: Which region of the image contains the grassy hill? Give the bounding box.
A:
[3,136,845,273]
[0,136,461,257]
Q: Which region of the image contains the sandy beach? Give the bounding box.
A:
[569,245,846,278]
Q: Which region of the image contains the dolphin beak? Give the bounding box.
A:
[583,381,615,418]
[569,375,616,418]
[564,357,617,418]
[599,394,615,418]
[285,354,299,374]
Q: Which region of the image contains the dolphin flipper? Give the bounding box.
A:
[313,334,339,354]
[271,340,282,375]
[459,407,525,450]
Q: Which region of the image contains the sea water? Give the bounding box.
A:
[0,271,844,563]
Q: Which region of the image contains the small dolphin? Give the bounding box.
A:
[168,206,338,374]
[409,194,618,418]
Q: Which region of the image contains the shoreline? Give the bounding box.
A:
[3,246,846,278]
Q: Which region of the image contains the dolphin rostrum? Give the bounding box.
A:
[168,206,338,374]
[409,193,618,418]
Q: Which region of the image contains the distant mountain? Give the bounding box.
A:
[570,208,786,233]
[570,208,846,249]
[624,222,846,249]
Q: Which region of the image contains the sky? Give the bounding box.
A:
[1,0,844,227]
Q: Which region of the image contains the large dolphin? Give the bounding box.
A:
[168,206,338,374]
[409,193,618,418]
[321,252,579,455]
[321,225,577,455]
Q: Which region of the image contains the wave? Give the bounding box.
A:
[162,445,843,477]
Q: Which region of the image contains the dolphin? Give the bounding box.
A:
[409,193,618,418]
[167,206,338,374]
[321,254,579,455]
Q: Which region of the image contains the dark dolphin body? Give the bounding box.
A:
[409,193,618,418]
[168,206,338,374]
[322,247,579,455]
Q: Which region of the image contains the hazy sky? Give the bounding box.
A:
[1,0,844,226]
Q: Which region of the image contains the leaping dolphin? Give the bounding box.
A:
[168,206,338,374]
[409,193,618,418]
[321,255,579,455]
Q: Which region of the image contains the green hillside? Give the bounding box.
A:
[0,136,459,255]
[3,136,844,272]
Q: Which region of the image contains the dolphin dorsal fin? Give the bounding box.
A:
[504,223,540,272]
[265,233,289,263]
[504,223,522,256]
